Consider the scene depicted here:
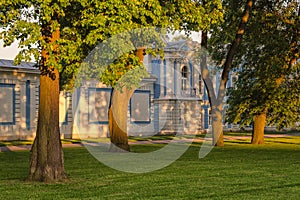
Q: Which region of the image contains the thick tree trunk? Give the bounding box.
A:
[108,87,135,152]
[28,68,67,182]
[108,48,145,152]
[27,22,66,182]
[251,112,266,144]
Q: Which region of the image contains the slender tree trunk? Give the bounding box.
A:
[28,22,66,182]
[200,0,253,146]
[251,111,266,144]
[211,106,224,146]
[200,33,225,147]
[108,48,145,152]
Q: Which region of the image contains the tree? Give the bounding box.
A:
[95,0,224,152]
[200,0,254,146]
[226,0,300,144]
[0,0,223,180]
[0,0,93,181]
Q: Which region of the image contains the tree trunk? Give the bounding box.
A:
[108,48,145,152]
[27,22,66,182]
[28,68,67,182]
[200,0,253,147]
[211,105,224,146]
[251,112,266,144]
[108,87,135,152]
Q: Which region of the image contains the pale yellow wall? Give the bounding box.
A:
[0,69,39,140]
[0,67,79,140]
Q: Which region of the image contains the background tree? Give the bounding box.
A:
[200,0,254,146]
[92,0,224,152]
[226,0,300,144]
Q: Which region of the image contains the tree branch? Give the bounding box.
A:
[221,0,254,82]
[201,31,216,105]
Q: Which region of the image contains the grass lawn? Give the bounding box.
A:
[0,136,300,199]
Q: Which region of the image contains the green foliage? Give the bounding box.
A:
[226,64,300,129]
[101,51,148,90]
[224,0,300,129]
[208,0,246,66]
[1,0,224,91]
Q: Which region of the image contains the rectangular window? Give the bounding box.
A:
[199,74,202,94]
[130,90,151,123]
[0,84,15,125]
[26,80,31,130]
[88,88,111,124]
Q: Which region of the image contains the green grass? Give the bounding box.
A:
[223,130,300,137]
[0,139,83,147]
[0,131,296,146]
[0,140,33,147]
[1,137,300,199]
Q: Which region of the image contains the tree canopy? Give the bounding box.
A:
[1,0,224,90]
[224,0,300,130]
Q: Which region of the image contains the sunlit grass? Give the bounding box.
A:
[1,131,297,146]
[0,135,300,199]
[0,140,33,147]
[223,130,300,137]
[0,139,84,147]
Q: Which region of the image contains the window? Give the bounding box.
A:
[181,66,188,91]
[0,84,15,125]
[199,74,202,94]
[130,90,151,123]
[88,88,111,124]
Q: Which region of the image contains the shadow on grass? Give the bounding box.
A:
[265,140,300,146]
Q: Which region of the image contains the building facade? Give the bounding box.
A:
[0,40,221,140]
[73,40,205,139]
[0,60,73,140]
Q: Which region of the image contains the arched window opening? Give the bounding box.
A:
[181,66,188,91]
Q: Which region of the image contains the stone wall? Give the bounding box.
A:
[154,99,202,135]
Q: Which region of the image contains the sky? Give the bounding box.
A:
[0,40,21,60]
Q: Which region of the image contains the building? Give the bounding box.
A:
[0,60,73,140]
[0,40,219,140]
[73,40,204,139]
[0,59,39,140]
